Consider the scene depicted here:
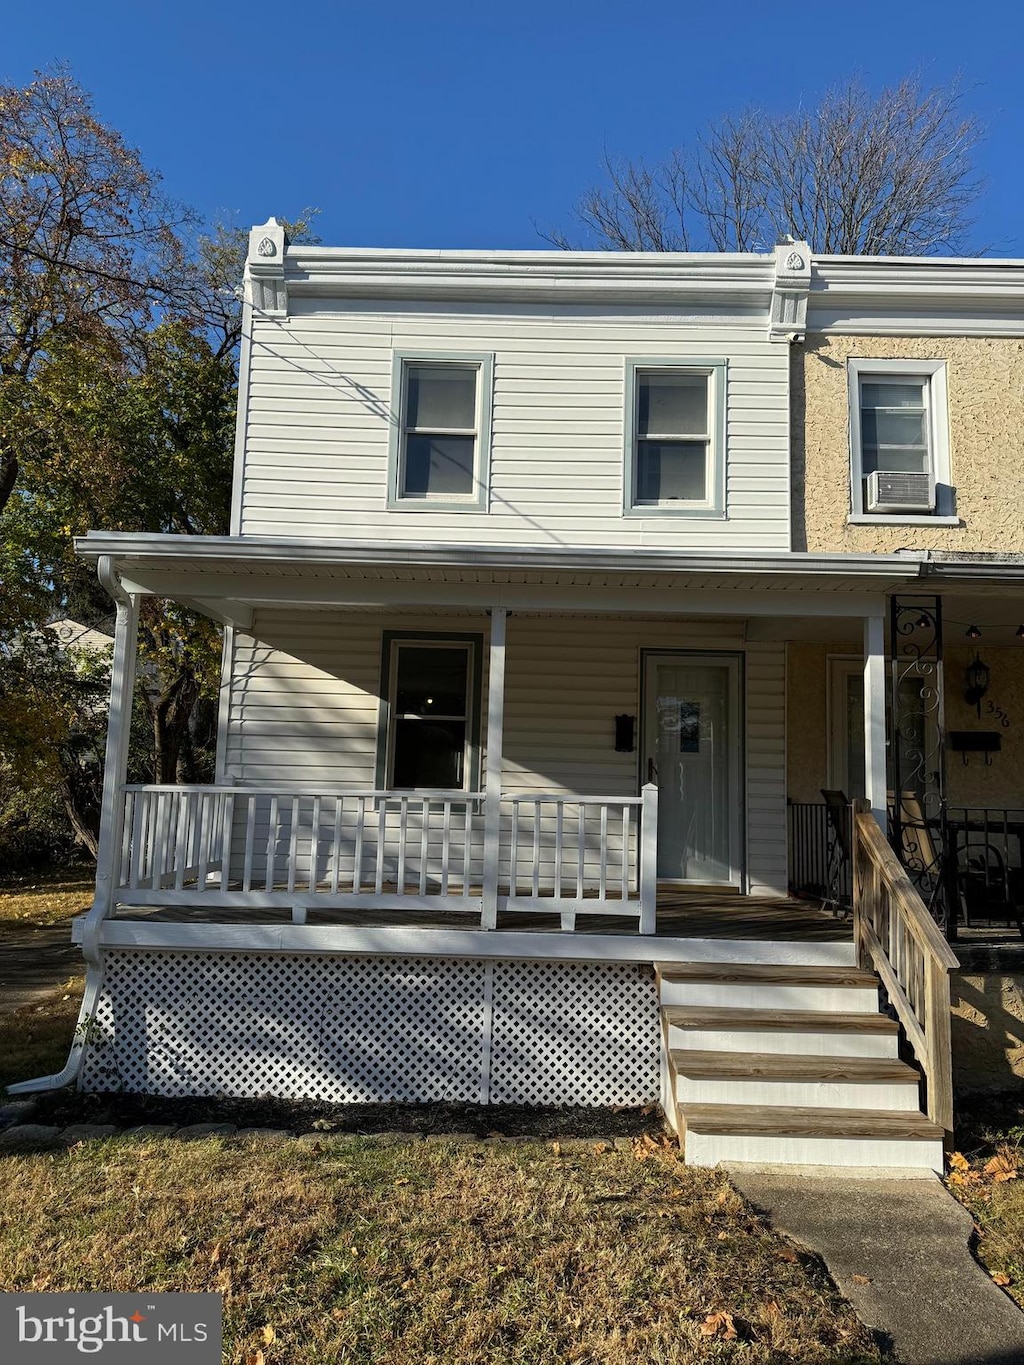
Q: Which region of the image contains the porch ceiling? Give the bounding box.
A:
[75,531,935,625]
[74,533,1024,632]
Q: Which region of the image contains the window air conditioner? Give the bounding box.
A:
[865,470,935,513]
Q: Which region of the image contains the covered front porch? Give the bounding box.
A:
[76,532,926,946]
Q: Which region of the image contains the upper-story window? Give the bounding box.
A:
[848,359,954,522]
[623,359,726,516]
[388,352,493,512]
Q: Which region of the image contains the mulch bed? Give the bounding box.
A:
[24,1089,664,1139]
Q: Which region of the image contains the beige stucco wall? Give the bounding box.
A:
[944,644,1024,808]
[786,641,1024,809]
[786,641,858,803]
[793,334,1024,553]
[952,972,1024,1094]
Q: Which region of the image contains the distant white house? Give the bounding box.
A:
[46,618,115,658]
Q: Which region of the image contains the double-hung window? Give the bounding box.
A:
[388,353,493,511]
[624,360,726,515]
[848,359,953,520]
[377,634,481,791]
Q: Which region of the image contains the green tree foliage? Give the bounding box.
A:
[0,67,318,865]
[0,64,194,515]
[1,320,236,854]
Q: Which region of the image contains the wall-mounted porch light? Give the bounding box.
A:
[965,653,991,717]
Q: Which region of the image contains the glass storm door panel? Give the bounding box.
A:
[643,656,742,885]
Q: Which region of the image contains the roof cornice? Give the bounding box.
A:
[244,218,1024,337]
[283,247,777,306]
[807,256,1024,336]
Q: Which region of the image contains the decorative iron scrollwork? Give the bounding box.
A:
[889,595,953,935]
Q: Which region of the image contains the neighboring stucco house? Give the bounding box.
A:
[16,223,1024,1169]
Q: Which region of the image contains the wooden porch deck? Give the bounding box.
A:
[112,888,853,942]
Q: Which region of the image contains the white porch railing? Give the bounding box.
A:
[113,783,658,930]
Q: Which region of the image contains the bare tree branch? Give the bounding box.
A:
[550,75,985,257]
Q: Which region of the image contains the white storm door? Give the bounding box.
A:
[643,654,742,885]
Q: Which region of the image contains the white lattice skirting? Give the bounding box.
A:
[80,951,661,1107]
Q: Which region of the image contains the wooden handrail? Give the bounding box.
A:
[854,810,959,969]
[852,801,959,1143]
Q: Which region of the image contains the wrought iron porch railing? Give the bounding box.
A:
[788,801,852,909]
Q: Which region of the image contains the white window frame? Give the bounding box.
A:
[826,655,865,799]
[387,351,494,512]
[623,358,727,517]
[375,632,482,793]
[847,358,956,524]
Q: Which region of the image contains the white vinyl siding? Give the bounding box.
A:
[225,610,788,897]
[238,299,791,549]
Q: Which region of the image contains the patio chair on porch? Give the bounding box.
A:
[953,829,1024,940]
[819,789,852,917]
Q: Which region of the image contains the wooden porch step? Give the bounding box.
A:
[681,1103,943,1142]
[663,1005,899,1034]
[658,962,878,988]
[669,1050,919,1084]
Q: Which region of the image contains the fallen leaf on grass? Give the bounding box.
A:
[992,1272,1012,1286]
[551,1141,562,1156]
[776,1247,799,1264]
[208,1242,222,1266]
[984,1154,1019,1182]
[852,1274,872,1285]
[700,1311,738,1339]
[948,1152,970,1171]
[245,1353,265,1365]
[261,1325,276,1345]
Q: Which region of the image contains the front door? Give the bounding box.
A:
[642,653,743,886]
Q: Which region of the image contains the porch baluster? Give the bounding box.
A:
[264,795,279,893]
[418,800,429,895]
[374,799,387,894]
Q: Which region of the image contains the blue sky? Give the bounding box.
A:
[4,0,1024,253]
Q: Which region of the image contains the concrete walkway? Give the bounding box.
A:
[0,925,82,1013]
[729,1166,1024,1365]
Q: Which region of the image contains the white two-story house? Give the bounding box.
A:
[21,221,1024,1169]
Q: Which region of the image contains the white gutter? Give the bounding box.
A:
[73,531,926,580]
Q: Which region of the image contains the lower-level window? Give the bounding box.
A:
[378,634,481,790]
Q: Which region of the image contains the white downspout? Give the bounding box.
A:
[7,556,140,1094]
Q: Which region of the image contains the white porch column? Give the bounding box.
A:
[88,560,141,958]
[863,613,888,828]
[481,607,507,929]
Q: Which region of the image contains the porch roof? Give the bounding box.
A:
[77,531,947,628]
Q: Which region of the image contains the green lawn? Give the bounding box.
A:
[0,867,889,1361]
[0,1134,887,1364]
[0,977,84,1090]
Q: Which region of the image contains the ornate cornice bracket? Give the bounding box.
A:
[247,217,289,317]
[769,239,811,343]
